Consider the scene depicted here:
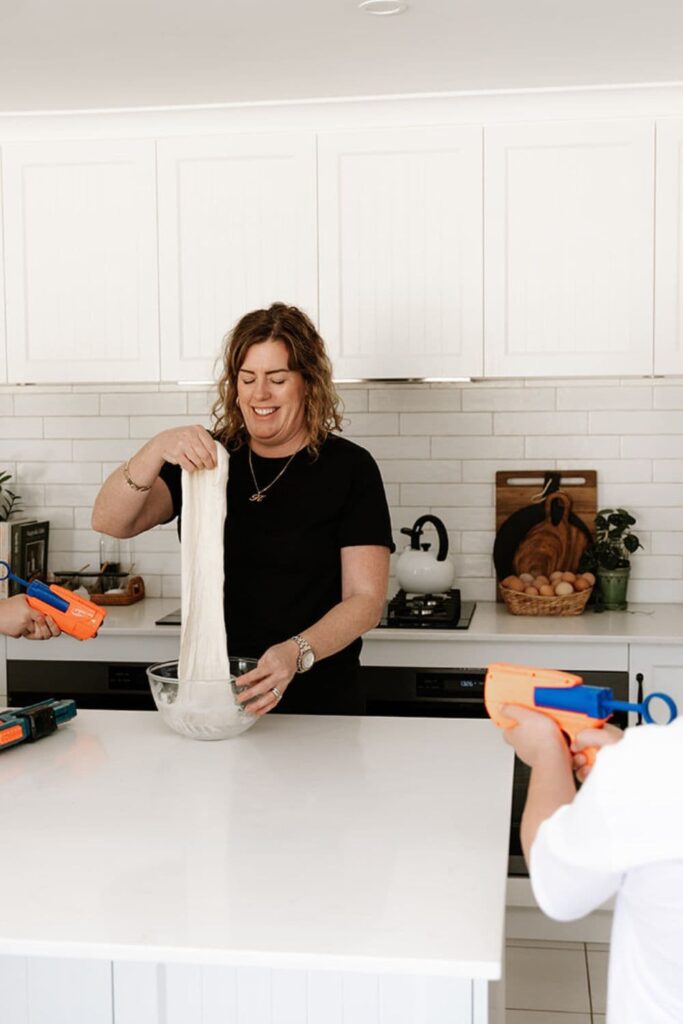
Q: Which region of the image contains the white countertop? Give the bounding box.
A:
[92,598,683,644]
[0,709,513,978]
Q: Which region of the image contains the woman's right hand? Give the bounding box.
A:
[571,724,623,783]
[154,425,217,473]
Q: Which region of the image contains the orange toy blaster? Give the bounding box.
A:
[485,662,678,767]
[0,560,106,641]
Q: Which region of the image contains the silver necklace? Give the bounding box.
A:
[248,446,300,503]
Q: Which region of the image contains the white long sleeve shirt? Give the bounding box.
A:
[529,716,683,1024]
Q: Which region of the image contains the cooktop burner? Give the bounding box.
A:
[379,589,476,630]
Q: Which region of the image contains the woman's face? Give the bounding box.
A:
[236,339,307,455]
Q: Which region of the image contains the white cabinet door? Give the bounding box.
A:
[157,133,318,383]
[0,956,113,1024]
[629,644,683,723]
[2,139,159,383]
[655,119,683,374]
[484,120,654,377]
[318,126,483,380]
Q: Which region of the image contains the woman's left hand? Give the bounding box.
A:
[235,641,299,716]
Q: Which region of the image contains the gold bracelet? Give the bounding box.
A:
[122,459,152,493]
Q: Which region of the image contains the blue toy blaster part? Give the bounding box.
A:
[534,684,678,726]
[0,561,69,612]
[0,699,77,751]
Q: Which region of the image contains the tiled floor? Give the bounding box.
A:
[506,939,609,1024]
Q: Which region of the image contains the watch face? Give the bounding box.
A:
[301,649,315,671]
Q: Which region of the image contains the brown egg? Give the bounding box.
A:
[534,575,550,587]
[524,586,540,596]
[519,573,535,584]
[502,575,525,592]
[550,571,563,582]
[581,572,596,585]
[561,571,577,583]
[539,584,555,597]
[574,577,592,592]
[554,581,574,596]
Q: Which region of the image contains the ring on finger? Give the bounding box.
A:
[271,687,282,700]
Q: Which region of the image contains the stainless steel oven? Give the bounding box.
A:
[361,664,630,877]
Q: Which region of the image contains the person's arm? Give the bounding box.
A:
[0,595,61,639]
[503,706,624,921]
[236,544,390,716]
[501,705,577,859]
[91,425,217,538]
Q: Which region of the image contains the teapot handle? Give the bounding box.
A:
[402,515,450,560]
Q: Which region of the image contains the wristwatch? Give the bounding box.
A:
[291,634,315,673]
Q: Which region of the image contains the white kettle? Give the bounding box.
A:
[395,514,455,595]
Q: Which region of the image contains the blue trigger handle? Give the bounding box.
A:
[534,684,678,725]
[0,559,69,613]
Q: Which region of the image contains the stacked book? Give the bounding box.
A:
[0,519,50,598]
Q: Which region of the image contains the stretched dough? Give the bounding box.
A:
[168,443,253,738]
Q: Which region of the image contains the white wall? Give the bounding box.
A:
[1,376,681,603]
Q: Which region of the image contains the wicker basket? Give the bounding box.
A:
[498,583,593,617]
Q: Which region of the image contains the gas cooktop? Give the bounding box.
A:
[378,590,476,630]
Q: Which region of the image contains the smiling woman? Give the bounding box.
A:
[92,303,394,716]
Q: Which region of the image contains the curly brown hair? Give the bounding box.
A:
[211,303,344,454]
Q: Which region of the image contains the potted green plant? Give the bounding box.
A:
[579,507,642,610]
[0,471,23,522]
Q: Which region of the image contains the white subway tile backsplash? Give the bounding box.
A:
[2,377,682,603]
[353,436,431,459]
[631,556,683,579]
[654,386,683,409]
[17,462,102,484]
[401,483,492,507]
[73,440,134,461]
[101,393,188,416]
[44,417,129,439]
[590,410,683,434]
[344,413,399,436]
[462,388,555,412]
[431,437,524,460]
[129,415,208,438]
[400,412,491,436]
[496,411,589,435]
[0,417,43,438]
[622,435,683,458]
[525,436,620,459]
[369,387,461,413]
[44,484,101,507]
[461,459,549,483]
[14,394,100,416]
[380,461,462,484]
[557,386,653,411]
[0,440,72,461]
[653,460,683,482]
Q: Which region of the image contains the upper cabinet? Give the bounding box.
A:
[2,139,159,383]
[654,119,683,374]
[484,121,655,378]
[318,126,483,380]
[157,133,318,382]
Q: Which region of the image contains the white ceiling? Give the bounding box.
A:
[2,0,683,113]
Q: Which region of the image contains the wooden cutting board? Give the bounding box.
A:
[494,470,597,597]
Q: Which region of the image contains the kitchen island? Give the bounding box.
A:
[0,709,513,1024]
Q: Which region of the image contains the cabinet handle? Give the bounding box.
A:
[636,673,644,725]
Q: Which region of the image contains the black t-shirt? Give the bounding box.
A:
[159,434,393,711]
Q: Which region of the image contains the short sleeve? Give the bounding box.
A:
[158,461,182,523]
[338,447,395,552]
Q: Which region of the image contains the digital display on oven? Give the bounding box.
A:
[415,671,486,699]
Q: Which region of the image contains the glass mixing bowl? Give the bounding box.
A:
[147,657,259,741]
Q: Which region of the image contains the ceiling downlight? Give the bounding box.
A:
[357,0,409,15]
